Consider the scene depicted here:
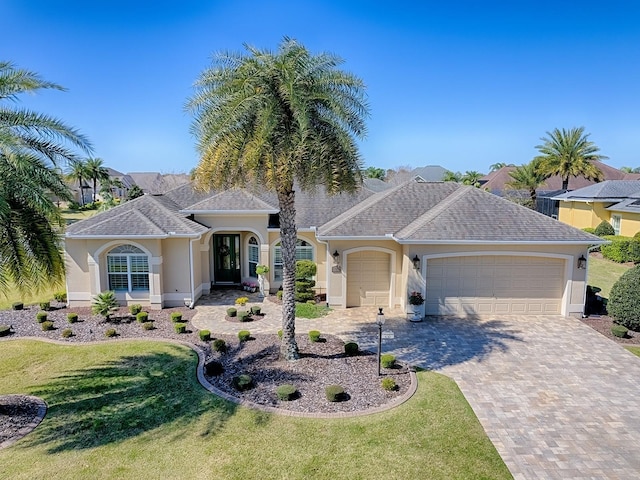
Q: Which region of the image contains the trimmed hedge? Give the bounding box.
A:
[344,342,359,356]
[238,330,251,342]
[136,311,149,323]
[325,385,345,402]
[276,384,297,401]
[105,328,117,337]
[582,227,596,234]
[226,307,237,317]
[238,310,251,322]
[250,306,261,315]
[308,330,321,342]
[41,321,54,331]
[129,304,142,315]
[600,236,640,263]
[67,313,78,323]
[381,377,397,391]
[142,321,154,330]
[611,324,629,338]
[170,312,183,322]
[608,265,640,330]
[174,322,187,334]
[36,311,47,323]
[595,220,615,236]
[199,330,211,341]
[381,354,396,369]
[232,374,254,391]
[212,339,226,352]
[39,301,50,311]
[62,329,73,338]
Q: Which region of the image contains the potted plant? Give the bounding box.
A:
[256,265,269,297]
[408,291,424,322]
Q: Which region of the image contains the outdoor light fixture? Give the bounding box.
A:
[332,250,340,265]
[577,255,587,270]
[375,307,385,376]
[412,254,421,270]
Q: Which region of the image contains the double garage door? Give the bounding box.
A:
[346,251,390,307]
[425,255,565,315]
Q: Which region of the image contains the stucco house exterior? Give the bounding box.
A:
[65,179,601,317]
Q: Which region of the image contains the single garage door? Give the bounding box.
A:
[346,251,390,307]
[425,256,564,315]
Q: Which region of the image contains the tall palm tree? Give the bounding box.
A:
[505,160,548,209]
[535,127,607,191]
[187,38,368,360]
[85,157,109,202]
[66,159,88,206]
[0,61,92,292]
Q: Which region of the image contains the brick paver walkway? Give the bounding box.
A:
[192,291,640,479]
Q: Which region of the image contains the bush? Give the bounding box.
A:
[41,321,54,331]
[174,322,187,334]
[12,302,23,311]
[0,325,11,337]
[204,360,223,376]
[595,220,615,236]
[611,324,629,338]
[36,311,47,323]
[308,330,321,342]
[105,328,117,337]
[232,374,254,391]
[582,227,596,234]
[325,385,345,402]
[295,259,317,302]
[277,329,283,339]
[635,231,640,240]
[53,291,67,302]
[67,313,78,323]
[381,354,396,369]
[295,302,330,319]
[344,342,359,356]
[62,328,73,338]
[92,291,119,320]
[142,321,155,330]
[276,290,283,300]
[226,307,237,317]
[381,377,397,391]
[238,330,251,342]
[170,312,183,322]
[276,384,297,401]
[129,304,142,315]
[39,301,50,311]
[600,236,640,263]
[608,265,640,330]
[212,338,227,353]
[250,306,261,315]
[199,330,211,341]
[136,311,149,323]
[238,310,251,322]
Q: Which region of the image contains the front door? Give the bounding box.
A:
[213,234,241,284]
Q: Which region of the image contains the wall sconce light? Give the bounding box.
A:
[412,254,421,270]
[577,254,587,270]
[332,250,340,265]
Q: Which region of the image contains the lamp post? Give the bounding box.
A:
[375,307,385,376]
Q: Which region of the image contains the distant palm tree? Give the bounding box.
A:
[66,159,88,206]
[364,166,386,180]
[535,127,607,191]
[461,171,483,187]
[442,170,461,182]
[0,61,92,293]
[187,38,368,360]
[85,157,109,202]
[505,160,548,208]
[489,162,507,172]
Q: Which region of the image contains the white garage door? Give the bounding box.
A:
[425,256,565,315]
[346,251,390,307]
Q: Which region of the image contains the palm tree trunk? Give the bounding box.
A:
[277,188,299,361]
[562,176,569,191]
[77,175,84,206]
[92,178,97,202]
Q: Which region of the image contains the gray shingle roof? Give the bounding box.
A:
[552,180,640,201]
[411,165,448,182]
[182,189,278,212]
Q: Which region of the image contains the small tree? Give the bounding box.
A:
[91,291,119,320]
[295,260,317,303]
[126,184,144,201]
[608,266,640,331]
[594,220,615,237]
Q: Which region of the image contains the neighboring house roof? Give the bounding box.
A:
[317,181,601,244]
[411,165,448,182]
[551,180,640,202]
[127,172,191,194]
[362,177,391,192]
[182,189,279,213]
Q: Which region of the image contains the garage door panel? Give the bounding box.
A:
[346,251,390,307]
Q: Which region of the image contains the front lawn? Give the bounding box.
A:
[626,346,640,358]
[0,339,511,480]
[587,255,632,300]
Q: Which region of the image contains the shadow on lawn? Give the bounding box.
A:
[28,345,239,453]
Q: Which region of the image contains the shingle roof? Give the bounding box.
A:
[183,189,279,212]
[552,180,640,201]
[411,165,448,182]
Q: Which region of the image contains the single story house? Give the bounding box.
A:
[65,179,602,317]
[552,180,640,236]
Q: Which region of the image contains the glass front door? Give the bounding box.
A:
[213,234,241,284]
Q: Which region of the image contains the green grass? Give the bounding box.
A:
[295,302,331,318]
[0,283,65,311]
[60,208,99,226]
[0,339,510,480]
[626,346,640,358]
[588,255,632,299]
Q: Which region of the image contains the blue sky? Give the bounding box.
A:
[6,1,640,175]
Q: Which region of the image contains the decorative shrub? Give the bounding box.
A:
[381,377,397,391]
[212,339,227,352]
[582,227,597,234]
[12,302,23,311]
[129,304,142,315]
[238,311,251,322]
[608,265,640,330]
[62,329,73,338]
[325,385,345,402]
[204,360,223,376]
[256,265,269,275]
[41,321,54,331]
[199,330,211,341]
[67,313,78,323]
[250,306,261,315]
[595,220,615,236]
[142,321,155,330]
[174,322,187,334]
[226,307,237,317]
[53,291,67,302]
[238,330,251,341]
[611,324,629,338]
[276,384,297,401]
[308,330,321,342]
[136,311,149,323]
[600,236,640,263]
[39,301,50,311]
[344,342,359,356]
[105,328,117,337]
[170,312,183,322]
[277,329,283,339]
[0,325,11,337]
[92,291,119,320]
[381,354,396,369]
[235,297,249,306]
[232,374,254,391]
[295,260,317,302]
[36,311,47,323]
[276,290,283,300]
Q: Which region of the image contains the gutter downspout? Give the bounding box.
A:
[313,227,331,308]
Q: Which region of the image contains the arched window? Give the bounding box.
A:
[273,239,314,281]
[248,236,259,278]
[106,244,149,292]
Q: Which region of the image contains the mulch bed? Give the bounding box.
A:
[579,315,640,345]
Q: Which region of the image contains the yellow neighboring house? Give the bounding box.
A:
[553,180,640,236]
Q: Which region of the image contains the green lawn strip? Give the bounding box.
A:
[587,256,632,300]
[295,302,331,318]
[0,339,510,480]
[626,346,640,358]
[0,283,64,310]
[61,209,99,226]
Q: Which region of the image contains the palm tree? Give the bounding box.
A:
[85,157,109,202]
[461,171,483,187]
[442,170,461,182]
[66,159,88,206]
[0,61,92,293]
[505,160,548,208]
[535,127,607,191]
[364,166,385,180]
[489,162,507,172]
[187,38,368,360]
